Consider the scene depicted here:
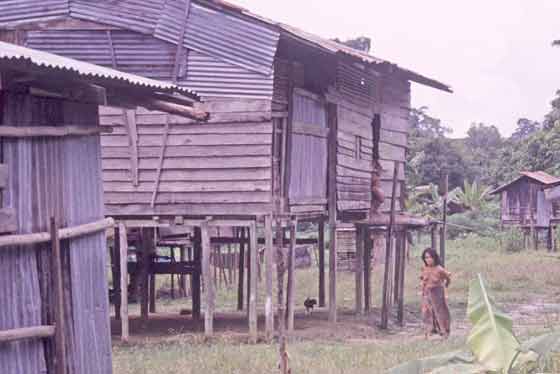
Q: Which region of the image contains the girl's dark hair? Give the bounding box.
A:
[421,248,441,266]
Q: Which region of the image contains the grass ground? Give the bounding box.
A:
[112,234,560,373]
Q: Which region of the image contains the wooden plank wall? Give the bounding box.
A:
[329,69,410,214]
[100,99,275,216]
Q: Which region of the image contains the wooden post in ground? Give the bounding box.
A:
[170,247,175,299]
[50,217,67,374]
[118,223,129,342]
[149,274,156,313]
[355,225,364,314]
[318,218,326,307]
[364,229,372,312]
[327,102,338,324]
[246,228,252,316]
[440,173,448,266]
[381,161,399,329]
[237,228,245,311]
[264,214,274,341]
[201,221,214,337]
[286,218,297,331]
[249,221,258,343]
[113,227,122,320]
[551,226,557,252]
[140,228,154,321]
[179,246,187,297]
[192,227,202,320]
[431,224,438,252]
[276,218,288,374]
[393,230,401,305]
[397,231,406,326]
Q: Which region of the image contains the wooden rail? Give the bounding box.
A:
[0,326,55,344]
[0,217,114,248]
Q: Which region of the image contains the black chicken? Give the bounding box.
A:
[304,297,317,314]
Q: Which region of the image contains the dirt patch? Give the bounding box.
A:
[111,295,560,346]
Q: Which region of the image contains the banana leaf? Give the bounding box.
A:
[467,274,520,372]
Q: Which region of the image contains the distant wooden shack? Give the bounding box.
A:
[0,41,202,374]
[491,171,560,250]
[0,0,451,337]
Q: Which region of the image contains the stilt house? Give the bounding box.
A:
[0,41,202,374]
[0,0,451,339]
[491,171,560,250]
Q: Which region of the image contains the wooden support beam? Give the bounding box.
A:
[364,230,372,312]
[179,246,188,297]
[551,226,557,252]
[355,225,364,315]
[318,219,326,307]
[0,217,114,248]
[0,207,17,234]
[286,219,297,331]
[123,109,139,187]
[381,162,399,329]
[0,326,55,343]
[393,232,401,305]
[246,229,251,315]
[237,228,245,311]
[149,273,156,313]
[397,231,406,326]
[201,221,214,336]
[50,217,67,374]
[327,102,338,324]
[139,228,154,321]
[113,226,122,320]
[249,221,258,343]
[192,227,202,320]
[264,214,274,341]
[150,115,171,207]
[0,125,110,138]
[275,216,288,374]
[0,164,7,189]
[118,223,130,342]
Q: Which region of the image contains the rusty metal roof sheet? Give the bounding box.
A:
[491,171,560,195]
[0,41,200,99]
[203,0,452,92]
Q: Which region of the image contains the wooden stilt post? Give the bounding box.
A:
[50,217,67,374]
[118,223,129,342]
[192,228,202,320]
[201,221,214,337]
[355,225,364,314]
[327,102,338,324]
[440,173,448,266]
[170,247,175,299]
[140,228,154,321]
[551,226,557,252]
[393,230,401,305]
[318,218,326,307]
[397,231,406,326]
[113,227,122,320]
[431,224,438,252]
[276,218,288,374]
[149,273,156,313]
[286,218,297,331]
[264,214,274,341]
[364,229,372,312]
[237,228,245,311]
[381,161,399,329]
[180,246,187,297]
[249,221,258,343]
[246,228,252,316]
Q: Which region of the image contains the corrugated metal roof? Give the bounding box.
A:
[0,41,200,99]
[180,50,273,98]
[155,1,279,76]
[0,0,68,25]
[491,171,560,195]
[203,0,452,92]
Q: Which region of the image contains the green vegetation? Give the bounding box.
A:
[112,236,560,374]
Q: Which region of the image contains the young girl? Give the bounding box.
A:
[420,248,451,339]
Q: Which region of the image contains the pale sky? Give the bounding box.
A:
[235,0,560,137]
